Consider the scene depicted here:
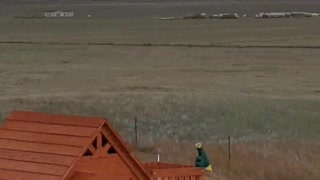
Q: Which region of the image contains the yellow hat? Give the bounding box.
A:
[205,164,213,172]
[195,143,202,148]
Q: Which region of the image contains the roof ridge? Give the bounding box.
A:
[10,110,106,119]
[6,118,100,128]
[7,111,105,128]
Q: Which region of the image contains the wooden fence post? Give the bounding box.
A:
[134,117,138,145]
[228,135,231,170]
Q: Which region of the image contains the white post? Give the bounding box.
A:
[157,148,161,163]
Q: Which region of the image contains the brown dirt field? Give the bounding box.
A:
[0,1,320,179]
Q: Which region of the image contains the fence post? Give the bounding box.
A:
[134,117,138,145]
[228,135,231,169]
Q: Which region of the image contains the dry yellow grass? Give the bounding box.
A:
[134,140,320,180]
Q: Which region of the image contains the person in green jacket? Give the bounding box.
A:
[195,143,212,172]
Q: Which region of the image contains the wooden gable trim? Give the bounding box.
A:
[66,120,151,179]
[61,122,105,180]
[99,121,152,180]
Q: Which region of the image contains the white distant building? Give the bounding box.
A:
[44,11,74,18]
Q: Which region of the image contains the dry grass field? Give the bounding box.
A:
[0,1,320,179]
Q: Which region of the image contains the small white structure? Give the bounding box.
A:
[291,12,319,17]
[255,11,320,18]
[159,16,176,20]
[44,11,74,18]
[255,12,290,18]
[209,13,239,19]
[183,13,207,19]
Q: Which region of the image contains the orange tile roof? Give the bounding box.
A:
[0,110,151,180]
